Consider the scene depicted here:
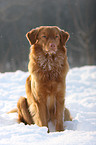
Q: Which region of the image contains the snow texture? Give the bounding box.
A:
[0,66,96,145]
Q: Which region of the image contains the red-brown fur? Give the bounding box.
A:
[9,26,72,132]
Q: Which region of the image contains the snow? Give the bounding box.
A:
[0,66,96,145]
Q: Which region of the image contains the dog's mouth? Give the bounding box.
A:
[44,43,57,55]
[47,50,57,55]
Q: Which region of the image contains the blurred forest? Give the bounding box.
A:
[0,0,96,72]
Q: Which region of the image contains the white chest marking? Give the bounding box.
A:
[47,96,56,117]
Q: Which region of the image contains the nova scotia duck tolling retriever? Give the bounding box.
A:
[8,26,72,132]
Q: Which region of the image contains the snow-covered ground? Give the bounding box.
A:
[0,66,96,145]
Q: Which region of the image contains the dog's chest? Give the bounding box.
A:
[39,56,55,71]
[37,54,64,71]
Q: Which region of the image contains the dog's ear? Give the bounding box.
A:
[26,29,38,45]
[60,30,70,46]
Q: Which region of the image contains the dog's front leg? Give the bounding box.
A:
[29,101,48,127]
[56,97,65,131]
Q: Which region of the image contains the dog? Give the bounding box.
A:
[8,26,72,132]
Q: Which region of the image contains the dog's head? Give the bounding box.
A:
[26,26,69,55]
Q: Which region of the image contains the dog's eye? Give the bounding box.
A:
[56,35,59,38]
[42,35,46,38]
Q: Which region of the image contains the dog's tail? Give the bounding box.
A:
[7,108,18,114]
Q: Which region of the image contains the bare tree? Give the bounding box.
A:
[68,0,96,65]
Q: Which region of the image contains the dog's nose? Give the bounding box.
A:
[49,43,56,50]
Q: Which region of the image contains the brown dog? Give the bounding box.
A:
[9,26,72,131]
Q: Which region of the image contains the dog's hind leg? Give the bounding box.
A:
[64,107,72,121]
[17,96,33,125]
